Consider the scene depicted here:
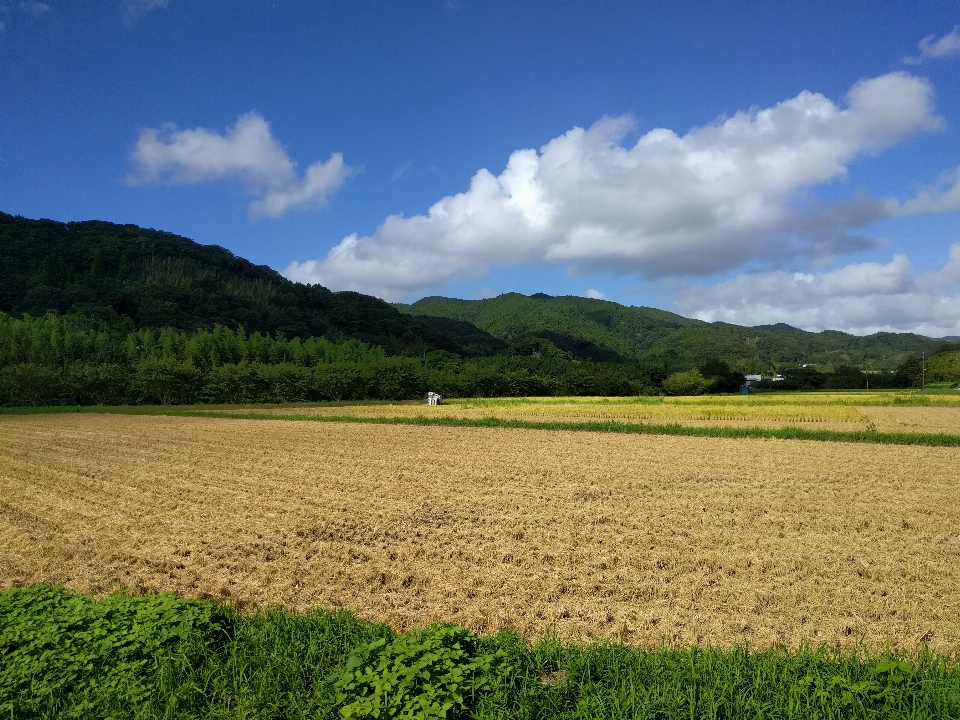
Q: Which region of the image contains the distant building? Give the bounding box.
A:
[744,374,762,386]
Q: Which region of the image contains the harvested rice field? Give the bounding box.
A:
[2,411,959,653]
[222,394,960,434]
[860,406,960,434]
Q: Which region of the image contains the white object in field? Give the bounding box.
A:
[426,391,443,405]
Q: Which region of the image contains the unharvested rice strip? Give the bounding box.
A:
[208,399,957,433]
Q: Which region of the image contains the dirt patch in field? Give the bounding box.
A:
[1,413,958,652]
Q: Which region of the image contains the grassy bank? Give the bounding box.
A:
[3,586,959,719]
[229,411,960,447]
[4,402,960,446]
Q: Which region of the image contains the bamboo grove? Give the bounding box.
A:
[0,311,665,406]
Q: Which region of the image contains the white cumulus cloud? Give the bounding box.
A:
[900,166,960,214]
[128,112,356,219]
[904,26,960,64]
[585,289,605,300]
[286,72,947,300]
[673,244,960,337]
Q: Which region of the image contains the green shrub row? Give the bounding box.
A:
[0,358,657,407]
[3,586,959,719]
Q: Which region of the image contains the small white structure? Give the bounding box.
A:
[426,391,443,406]
[744,374,762,386]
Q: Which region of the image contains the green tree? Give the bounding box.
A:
[662,369,712,396]
[894,355,923,388]
[0,364,63,406]
[314,364,364,402]
[698,358,743,393]
[928,351,960,383]
[201,363,264,404]
[66,364,129,405]
[132,359,200,405]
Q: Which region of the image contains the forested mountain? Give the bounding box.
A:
[408,315,507,356]
[397,293,946,372]
[400,294,696,363]
[1,210,955,408]
[0,212,459,355]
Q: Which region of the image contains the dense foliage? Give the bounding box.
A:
[334,626,507,719]
[928,350,960,383]
[3,586,959,719]
[0,586,233,718]
[399,294,693,362]
[0,312,665,406]
[399,294,947,371]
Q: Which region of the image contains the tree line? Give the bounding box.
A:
[1,311,951,407]
[0,312,663,406]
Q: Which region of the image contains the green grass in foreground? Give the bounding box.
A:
[2,586,960,719]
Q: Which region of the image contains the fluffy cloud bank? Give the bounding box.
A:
[286,72,954,300]
[674,244,960,337]
[128,112,355,219]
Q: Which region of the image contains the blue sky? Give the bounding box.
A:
[2,1,960,335]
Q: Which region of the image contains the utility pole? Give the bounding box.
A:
[922,352,926,391]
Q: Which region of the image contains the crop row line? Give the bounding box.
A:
[27,405,959,447]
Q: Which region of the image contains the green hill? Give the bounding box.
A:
[640,323,943,372]
[397,293,945,371]
[407,314,507,356]
[399,294,696,362]
[0,212,458,355]
[2,211,951,372]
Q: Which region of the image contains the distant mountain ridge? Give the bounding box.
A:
[396,293,948,371]
[398,294,696,363]
[751,323,804,333]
